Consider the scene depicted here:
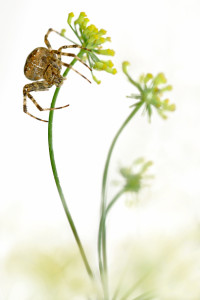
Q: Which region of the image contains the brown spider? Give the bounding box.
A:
[23,28,91,122]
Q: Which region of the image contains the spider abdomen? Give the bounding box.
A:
[24,47,51,81]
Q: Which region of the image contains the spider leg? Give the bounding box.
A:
[23,90,48,122]
[59,61,91,83]
[45,28,62,50]
[44,28,54,50]
[23,81,69,122]
[58,45,90,53]
[51,50,91,71]
[44,28,69,50]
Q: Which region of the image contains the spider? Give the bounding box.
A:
[23,28,91,122]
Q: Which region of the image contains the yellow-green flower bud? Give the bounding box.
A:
[74,12,87,25]
[105,37,111,42]
[101,60,114,68]
[92,74,101,84]
[105,66,117,74]
[82,18,90,29]
[122,61,130,75]
[139,74,145,83]
[67,12,74,25]
[161,85,173,92]
[87,35,98,45]
[96,49,115,56]
[94,61,106,70]
[98,29,107,36]
[169,104,176,111]
[93,37,106,46]
[153,73,167,85]
[144,73,153,84]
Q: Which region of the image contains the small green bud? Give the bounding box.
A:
[60,29,66,37]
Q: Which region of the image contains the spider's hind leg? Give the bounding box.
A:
[23,81,69,122]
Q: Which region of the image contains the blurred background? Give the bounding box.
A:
[0,0,200,299]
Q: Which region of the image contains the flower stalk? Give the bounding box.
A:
[98,102,143,281]
[48,50,94,280]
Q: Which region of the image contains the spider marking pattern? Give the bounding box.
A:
[23,28,91,122]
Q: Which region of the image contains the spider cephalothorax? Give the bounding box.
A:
[23,28,91,122]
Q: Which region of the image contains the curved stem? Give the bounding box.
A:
[105,189,125,216]
[101,102,143,207]
[98,188,124,275]
[48,49,94,280]
[98,102,144,297]
[125,74,143,94]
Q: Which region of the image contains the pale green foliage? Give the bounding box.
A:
[119,158,153,193]
[110,227,200,300]
[3,245,99,300]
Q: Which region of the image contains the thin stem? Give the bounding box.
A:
[101,102,144,213]
[125,73,143,94]
[48,49,94,280]
[98,102,144,298]
[119,271,151,300]
[98,188,124,274]
[105,189,125,216]
[98,188,125,299]
[102,217,109,300]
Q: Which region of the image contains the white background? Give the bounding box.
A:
[0,0,200,297]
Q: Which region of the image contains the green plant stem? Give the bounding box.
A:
[98,188,125,272]
[98,102,144,297]
[48,49,94,280]
[98,188,124,298]
[119,272,151,300]
[105,189,125,215]
[124,73,143,94]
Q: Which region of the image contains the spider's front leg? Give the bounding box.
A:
[23,81,69,122]
[52,49,91,71]
[44,28,67,50]
[44,28,56,50]
[51,50,92,83]
[58,61,91,83]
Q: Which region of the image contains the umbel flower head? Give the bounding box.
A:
[119,158,153,193]
[122,62,176,120]
[61,12,117,84]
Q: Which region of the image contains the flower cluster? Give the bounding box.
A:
[119,158,153,193]
[122,62,176,120]
[62,12,117,84]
